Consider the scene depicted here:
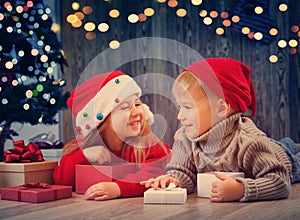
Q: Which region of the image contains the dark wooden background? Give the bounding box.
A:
[60,0,300,147]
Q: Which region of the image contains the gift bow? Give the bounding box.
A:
[157,184,185,203]
[4,140,44,163]
[23,182,50,188]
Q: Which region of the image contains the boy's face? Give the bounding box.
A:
[174,86,216,139]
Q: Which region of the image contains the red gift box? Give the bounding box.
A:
[1,183,72,203]
[76,163,136,194]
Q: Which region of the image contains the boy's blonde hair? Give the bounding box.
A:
[173,70,220,102]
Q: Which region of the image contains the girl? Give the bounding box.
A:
[142,58,300,202]
[53,70,170,201]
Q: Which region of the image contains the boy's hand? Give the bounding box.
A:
[210,172,245,202]
[140,175,179,190]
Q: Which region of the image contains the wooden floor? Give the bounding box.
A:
[1,183,300,220]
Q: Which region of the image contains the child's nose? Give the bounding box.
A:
[130,105,140,116]
[177,109,185,121]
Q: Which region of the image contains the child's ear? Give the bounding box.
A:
[216,99,232,117]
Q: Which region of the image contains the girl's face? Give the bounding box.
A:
[174,85,217,139]
[110,94,144,140]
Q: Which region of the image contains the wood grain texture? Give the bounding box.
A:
[1,184,300,219]
[61,0,300,146]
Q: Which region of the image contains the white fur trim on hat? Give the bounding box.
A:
[142,104,154,125]
[76,75,142,137]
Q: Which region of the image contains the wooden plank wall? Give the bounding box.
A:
[61,0,300,147]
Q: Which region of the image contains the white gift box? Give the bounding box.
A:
[197,172,245,198]
[0,160,58,188]
[144,187,187,204]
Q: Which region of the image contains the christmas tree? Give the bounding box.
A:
[0,0,69,161]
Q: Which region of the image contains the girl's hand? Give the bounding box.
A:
[83,145,111,164]
[140,175,179,190]
[84,182,121,201]
[210,172,245,202]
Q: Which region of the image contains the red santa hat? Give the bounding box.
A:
[67,70,142,137]
[185,58,256,117]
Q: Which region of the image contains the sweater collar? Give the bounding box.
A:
[188,113,242,149]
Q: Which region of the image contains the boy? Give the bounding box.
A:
[141,58,300,202]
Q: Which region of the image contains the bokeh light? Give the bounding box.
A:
[269,55,278,63]
[278,3,288,12]
[254,6,263,14]
[168,0,178,8]
[85,32,96,40]
[75,12,84,20]
[98,23,109,32]
[242,27,250,34]
[191,0,203,6]
[72,2,80,11]
[199,10,207,17]
[291,25,299,33]
[203,17,212,25]
[82,6,93,14]
[109,40,120,49]
[109,9,120,18]
[220,12,229,19]
[216,27,224,35]
[138,13,147,22]
[289,39,298,47]
[128,14,139,23]
[144,8,155,16]
[210,11,218,18]
[254,32,263,40]
[51,23,60,32]
[66,14,78,23]
[231,15,240,23]
[71,20,82,28]
[84,22,96,31]
[176,8,187,17]
[289,48,297,55]
[223,19,231,27]
[278,39,287,48]
[269,28,278,36]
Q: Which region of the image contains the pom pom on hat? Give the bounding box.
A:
[67,70,142,137]
[185,58,256,117]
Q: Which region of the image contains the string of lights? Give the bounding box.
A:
[64,0,299,63]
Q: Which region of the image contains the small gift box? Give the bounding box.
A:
[1,183,72,203]
[144,186,187,204]
[197,172,245,198]
[0,160,58,188]
[75,163,137,194]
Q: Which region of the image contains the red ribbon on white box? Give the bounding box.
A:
[4,140,44,163]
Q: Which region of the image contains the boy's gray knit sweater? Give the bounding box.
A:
[166,113,292,202]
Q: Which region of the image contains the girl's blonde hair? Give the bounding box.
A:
[63,103,168,164]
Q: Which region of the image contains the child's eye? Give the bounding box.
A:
[121,105,129,110]
[184,105,192,110]
[135,102,142,107]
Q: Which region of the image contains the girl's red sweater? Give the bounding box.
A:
[53,143,171,197]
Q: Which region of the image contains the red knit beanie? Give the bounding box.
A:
[67,70,142,137]
[185,58,256,117]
